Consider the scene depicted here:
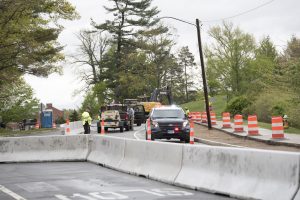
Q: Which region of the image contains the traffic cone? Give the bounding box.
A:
[65,119,70,134]
[35,122,39,129]
[201,112,207,123]
[247,115,259,136]
[272,116,284,139]
[222,112,232,128]
[101,118,105,135]
[147,119,151,141]
[52,123,56,129]
[189,120,195,144]
[234,114,244,132]
[210,112,217,125]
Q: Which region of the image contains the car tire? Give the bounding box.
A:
[120,126,124,132]
[185,138,190,143]
[137,122,141,126]
[125,125,129,131]
[97,126,101,133]
[104,127,108,131]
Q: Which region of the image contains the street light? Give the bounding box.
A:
[159,16,212,129]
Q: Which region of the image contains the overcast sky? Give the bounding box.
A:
[24,0,300,110]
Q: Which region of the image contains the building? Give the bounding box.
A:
[45,103,64,123]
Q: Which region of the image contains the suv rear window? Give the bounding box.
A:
[152,109,185,119]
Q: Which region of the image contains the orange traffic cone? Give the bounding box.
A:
[189,120,195,144]
[234,114,244,132]
[35,122,39,129]
[101,118,105,135]
[147,119,151,141]
[222,112,232,128]
[248,115,259,136]
[52,123,56,129]
[65,119,70,134]
[272,116,284,139]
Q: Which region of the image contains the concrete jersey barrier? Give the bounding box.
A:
[0,135,89,163]
[174,145,300,200]
[87,135,125,169]
[118,139,183,184]
[1,134,300,200]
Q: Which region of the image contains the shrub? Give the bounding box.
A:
[225,96,251,116]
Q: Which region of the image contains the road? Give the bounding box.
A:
[0,162,235,200]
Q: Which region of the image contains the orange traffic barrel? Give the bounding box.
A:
[222,112,232,128]
[248,115,259,136]
[272,116,284,139]
[201,112,207,123]
[210,112,217,125]
[234,114,244,132]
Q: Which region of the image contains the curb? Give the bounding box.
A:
[195,122,300,149]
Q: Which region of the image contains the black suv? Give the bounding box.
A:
[146,106,190,143]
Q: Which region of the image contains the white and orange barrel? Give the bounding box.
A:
[247,115,259,136]
[222,112,231,128]
[189,120,195,144]
[272,116,284,139]
[201,112,207,123]
[65,119,70,134]
[52,123,56,129]
[101,118,105,135]
[234,114,244,132]
[147,119,151,140]
[194,112,201,122]
[210,112,217,125]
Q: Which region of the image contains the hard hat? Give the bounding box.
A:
[283,114,288,119]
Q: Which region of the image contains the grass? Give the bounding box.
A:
[0,128,55,137]
[181,95,300,134]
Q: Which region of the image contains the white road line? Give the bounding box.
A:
[0,185,27,200]
[133,125,145,140]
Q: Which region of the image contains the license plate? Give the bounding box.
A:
[167,130,174,134]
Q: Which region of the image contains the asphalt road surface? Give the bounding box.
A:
[0,162,235,200]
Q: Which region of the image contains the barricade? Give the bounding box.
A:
[272,116,285,139]
[175,145,300,200]
[210,112,217,125]
[118,139,183,184]
[234,114,244,132]
[222,112,231,128]
[194,112,201,122]
[35,122,39,129]
[248,115,259,136]
[0,135,89,163]
[87,135,125,169]
[201,112,207,123]
[190,121,195,144]
[147,119,151,140]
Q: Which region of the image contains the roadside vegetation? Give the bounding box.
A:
[0,128,56,137]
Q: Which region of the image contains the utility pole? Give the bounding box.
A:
[196,19,212,129]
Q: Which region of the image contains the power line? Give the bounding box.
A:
[202,0,275,23]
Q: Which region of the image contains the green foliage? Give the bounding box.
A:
[69,110,79,122]
[225,96,251,117]
[55,116,66,124]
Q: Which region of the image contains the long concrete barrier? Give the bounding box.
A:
[87,135,125,169]
[118,139,183,184]
[174,145,300,200]
[0,135,89,163]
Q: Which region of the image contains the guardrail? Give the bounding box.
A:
[0,135,299,200]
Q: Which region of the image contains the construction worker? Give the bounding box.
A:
[127,107,135,130]
[81,110,92,134]
[185,107,190,117]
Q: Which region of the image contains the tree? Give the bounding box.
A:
[205,22,255,98]
[0,0,79,77]
[177,46,196,102]
[69,110,79,122]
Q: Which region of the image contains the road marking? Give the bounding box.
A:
[133,125,145,140]
[0,185,27,200]
[89,192,128,199]
[121,189,165,197]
